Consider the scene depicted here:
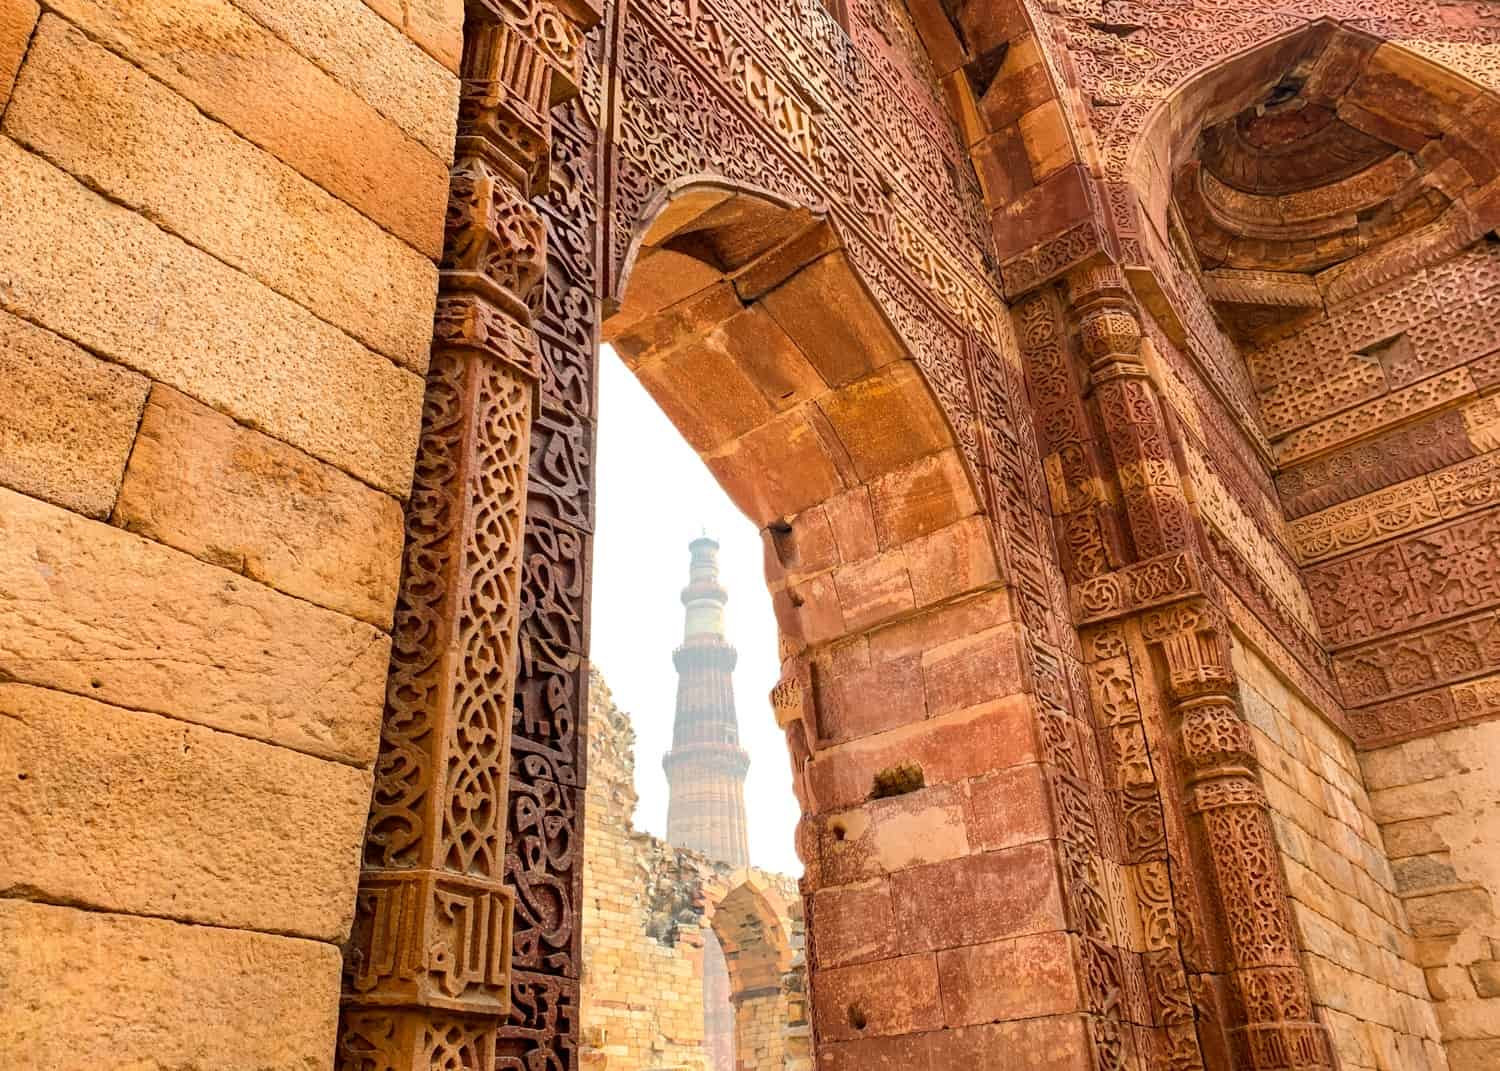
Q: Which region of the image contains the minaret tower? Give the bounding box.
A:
[662,536,750,867]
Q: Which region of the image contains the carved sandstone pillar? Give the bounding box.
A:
[1141,601,1335,1071]
[1064,262,1194,560]
[337,4,592,1067]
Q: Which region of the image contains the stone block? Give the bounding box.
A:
[1,683,371,939]
[706,406,847,527]
[0,486,389,764]
[1404,888,1495,937]
[46,0,447,256]
[759,253,906,388]
[0,900,341,1070]
[806,695,1039,811]
[967,763,1055,851]
[1369,780,1462,824]
[1449,1039,1500,1071]
[114,387,405,627]
[731,220,842,301]
[811,952,943,1041]
[636,338,776,452]
[4,17,438,368]
[927,1015,1094,1071]
[1018,100,1073,181]
[815,650,925,745]
[867,589,1015,664]
[904,516,1003,607]
[831,550,916,633]
[717,304,828,411]
[937,931,1080,1026]
[764,501,839,584]
[816,1031,930,1071]
[922,625,1029,717]
[810,881,897,968]
[0,0,36,110]
[867,449,981,549]
[0,308,147,517]
[822,485,880,564]
[612,280,742,365]
[1392,852,1461,895]
[402,0,463,72]
[0,138,424,495]
[817,784,972,884]
[1360,735,1465,790]
[818,363,952,481]
[229,0,455,159]
[891,842,1067,952]
[1470,958,1500,997]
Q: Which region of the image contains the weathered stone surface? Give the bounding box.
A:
[0,683,371,939]
[811,952,943,1041]
[0,308,147,517]
[402,0,463,72]
[0,0,36,111]
[115,387,404,627]
[229,0,456,159]
[0,486,389,764]
[0,138,423,494]
[0,899,342,1070]
[937,931,1080,1026]
[45,0,446,256]
[890,843,1067,952]
[4,17,438,369]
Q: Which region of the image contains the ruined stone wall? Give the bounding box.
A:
[1363,720,1500,1071]
[0,1,454,1064]
[1234,641,1446,1070]
[582,671,709,1070]
[580,669,806,1071]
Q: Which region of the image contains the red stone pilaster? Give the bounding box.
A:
[337,4,598,1068]
[1141,601,1336,1070]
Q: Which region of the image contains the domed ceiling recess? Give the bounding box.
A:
[1171,27,1500,343]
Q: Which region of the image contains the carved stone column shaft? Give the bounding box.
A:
[1064,261,1193,561]
[1144,601,1335,1071]
[338,4,593,1067]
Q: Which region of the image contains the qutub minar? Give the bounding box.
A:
[665,536,749,1071]
[663,535,751,868]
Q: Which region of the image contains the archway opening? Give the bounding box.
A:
[578,181,1010,1069]
[707,876,804,1071]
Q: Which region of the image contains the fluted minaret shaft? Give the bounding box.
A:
[663,537,750,867]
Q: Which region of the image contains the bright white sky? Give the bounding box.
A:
[591,345,803,877]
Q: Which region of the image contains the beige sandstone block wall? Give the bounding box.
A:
[0,0,457,1065]
[582,674,712,1071]
[579,671,807,1071]
[1363,720,1500,1071]
[1234,641,1448,1070]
